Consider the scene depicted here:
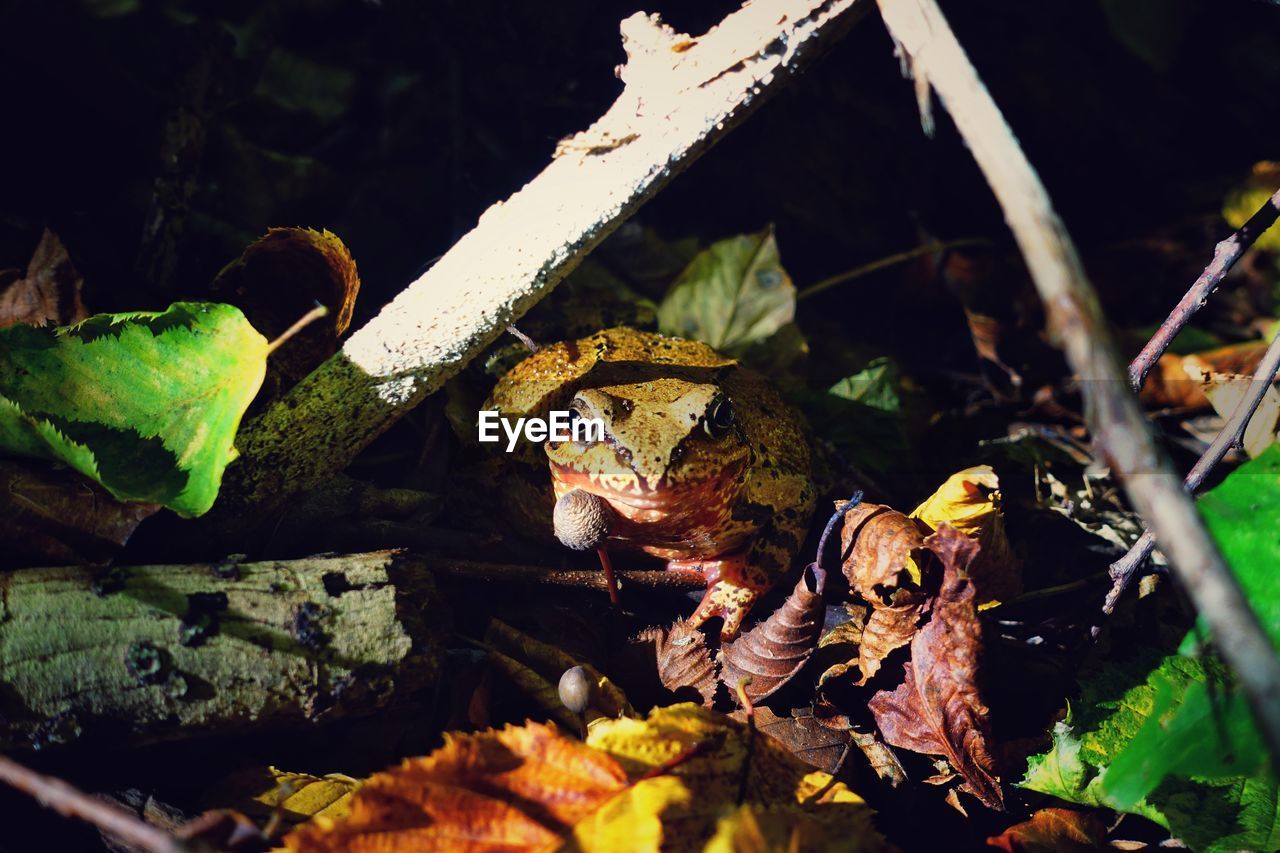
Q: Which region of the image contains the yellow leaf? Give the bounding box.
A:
[567,776,689,853]
[587,704,885,851]
[203,766,359,825]
[705,804,875,853]
[910,466,1020,604]
[1223,162,1280,252]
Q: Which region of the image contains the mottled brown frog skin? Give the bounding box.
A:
[486,327,814,637]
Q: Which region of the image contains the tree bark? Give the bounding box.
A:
[0,552,443,750]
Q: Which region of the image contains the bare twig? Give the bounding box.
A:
[1128,185,1280,391]
[0,754,186,853]
[431,556,705,591]
[208,0,870,528]
[1103,326,1280,616]
[876,0,1280,766]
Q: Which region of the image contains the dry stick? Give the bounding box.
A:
[208,0,870,528]
[0,754,186,853]
[876,0,1280,766]
[1128,185,1280,391]
[431,556,705,592]
[1103,326,1280,616]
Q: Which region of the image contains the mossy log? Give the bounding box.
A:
[0,551,443,750]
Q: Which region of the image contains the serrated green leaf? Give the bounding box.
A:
[1022,447,1280,851]
[657,228,795,357]
[0,302,267,517]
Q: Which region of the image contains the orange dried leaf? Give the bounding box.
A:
[285,722,631,852]
[720,564,826,703]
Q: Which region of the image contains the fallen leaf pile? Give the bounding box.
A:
[284,705,887,852]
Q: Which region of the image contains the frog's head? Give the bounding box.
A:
[546,376,751,514]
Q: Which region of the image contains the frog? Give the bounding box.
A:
[484,326,814,638]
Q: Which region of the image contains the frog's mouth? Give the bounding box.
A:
[549,458,746,513]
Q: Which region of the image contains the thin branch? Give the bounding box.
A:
[876,0,1280,766]
[208,0,870,529]
[0,754,187,853]
[1128,185,1280,391]
[1103,326,1280,616]
[796,238,989,301]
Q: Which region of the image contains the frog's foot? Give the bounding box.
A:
[671,555,771,640]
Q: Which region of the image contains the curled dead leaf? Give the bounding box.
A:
[211,227,360,388]
[1185,358,1280,458]
[720,564,826,704]
[840,501,931,601]
[867,525,1004,810]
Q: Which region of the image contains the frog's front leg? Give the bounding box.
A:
[675,554,768,639]
[674,523,800,639]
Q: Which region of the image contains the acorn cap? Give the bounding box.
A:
[553,488,613,551]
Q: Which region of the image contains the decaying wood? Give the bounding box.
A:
[0,552,443,750]
[876,0,1280,765]
[209,0,869,528]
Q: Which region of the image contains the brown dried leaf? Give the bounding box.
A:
[0,229,89,328]
[867,525,1004,810]
[210,227,360,385]
[849,730,907,787]
[742,707,851,776]
[0,458,159,567]
[840,501,932,597]
[986,808,1107,852]
[857,604,925,684]
[720,564,826,704]
[628,619,719,707]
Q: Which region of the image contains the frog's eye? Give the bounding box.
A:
[704,395,735,438]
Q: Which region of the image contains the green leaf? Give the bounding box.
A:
[657,228,796,357]
[828,358,903,414]
[1021,655,1280,852]
[1022,448,1280,851]
[0,303,267,517]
